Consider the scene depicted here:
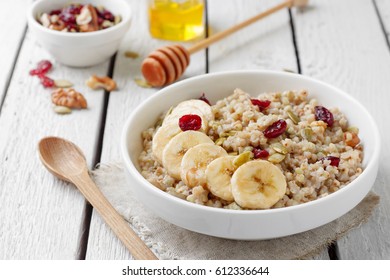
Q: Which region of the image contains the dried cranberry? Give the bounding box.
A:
[178,114,202,131]
[253,148,269,159]
[98,10,115,21]
[314,106,334,127]
[251,99,271,111]
[319,156,340,167]
[64,4,82,15]
[39,75,54,88]
[49,9,62,16]
[60,12,76,25]
[29,60,52,76]
[263,119,287,138]
[199,93,211,105]
[97,17,104,25]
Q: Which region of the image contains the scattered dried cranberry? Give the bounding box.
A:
[251,99,271,111]
[29,60,52,76]
[319,156,340,167]
[39,75,55,88]
[263,119,287,138]
[314,106,334,127]
[199,93,211,105]
[179,114,202,131]
[253,148,269,159]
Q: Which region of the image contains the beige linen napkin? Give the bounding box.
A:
[92,163,379,260]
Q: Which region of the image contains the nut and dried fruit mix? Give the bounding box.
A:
[38,3,121,33]
[139,89,363,210]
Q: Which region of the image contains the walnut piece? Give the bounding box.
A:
[344,132,360,147]
[86,75,117,91]
[52,88,87,109]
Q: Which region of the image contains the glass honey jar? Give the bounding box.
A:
[148,0,205,41]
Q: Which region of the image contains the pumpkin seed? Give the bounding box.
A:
[268,153,286,164]
[270,142,288,155]
[215,137,226,146]
[125,50,139,59]
[54,79,73,88]
[134,78,152,88]
[303,126,313,141]
[233,151,252,167]
[53,106,72,114]
[228,151,238,156]
[287,109,300,124]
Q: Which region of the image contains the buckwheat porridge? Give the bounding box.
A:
[138,88,363,210]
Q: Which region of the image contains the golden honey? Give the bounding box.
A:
[148,0,204,41]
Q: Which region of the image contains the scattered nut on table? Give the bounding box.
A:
[52,88,87,109]
[86,75,117,91]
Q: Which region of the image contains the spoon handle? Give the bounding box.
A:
[71,171,158,260]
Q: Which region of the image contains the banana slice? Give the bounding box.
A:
[162,131,213,180]
[175,99,214,122]
[231,160,287,209]
[181,143,228,188]
[152,122,182,164]
[205,156,236,202]
[163,99,214,131]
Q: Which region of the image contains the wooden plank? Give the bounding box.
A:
[86,0,207,259]
[0,30,109,259]
[376,0,390,42]
[0,0,29,106]
[292,0,390,259]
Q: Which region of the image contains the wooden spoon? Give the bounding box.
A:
[141,0,309,87]
[38,136,158,260]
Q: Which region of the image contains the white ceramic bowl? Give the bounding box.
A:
[27,0,131,67]
[121,70,380,240]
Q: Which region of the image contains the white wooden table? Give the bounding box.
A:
[1,0,389,260]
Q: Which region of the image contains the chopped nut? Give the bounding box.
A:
[53,105,72,114]
[79,4,98,32]
[344,132,360,147]
[102,20,114,28]
[124,51,140,59]
[76,5,92,25]
[52,88,87,109]
[40,13,51,28]
[114,15,122,25]
[86,75,117,91]
[54,79,73,88]
[134,78,152,88]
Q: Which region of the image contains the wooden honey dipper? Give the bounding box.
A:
[141,0,308,87]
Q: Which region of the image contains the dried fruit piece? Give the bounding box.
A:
[344,132,360,147]
[124,51,139,59]
[263,119,287,139]
[319,156,340,167]
[199,93,211,105]
[39,75,55,88]
[54,79,73,88]
[178,114,202,131]
[134,78,152,88]
[270,142,288,155]
[86,75,117,91]
[287,110,300,124]
[253,148,269,159]
[251,99,271,111]
[30,60,52,76]
[53,106,72,114]
[314,106,334,127]
[52,88,87,109]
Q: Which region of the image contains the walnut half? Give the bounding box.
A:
[86,75,117,91]
[52,88,87,109]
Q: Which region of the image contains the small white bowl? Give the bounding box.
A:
[121,70,380,240]
[27,0,131,67]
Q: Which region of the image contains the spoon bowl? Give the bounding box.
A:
[38,136,158,260]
